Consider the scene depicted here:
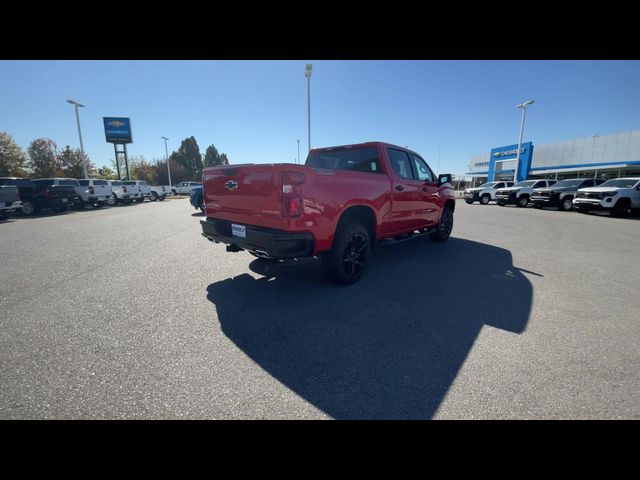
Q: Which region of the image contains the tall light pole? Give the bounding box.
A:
[67,99,88,178]
[161,136,171,187]
[305,64,312,153]
[514,99,534,183]
[297,139,300,164]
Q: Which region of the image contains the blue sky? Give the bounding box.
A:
[1,60,639,176]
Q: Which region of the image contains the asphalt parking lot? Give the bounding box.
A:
[0,199,638,419]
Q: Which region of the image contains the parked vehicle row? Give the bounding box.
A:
[0,176,174,219]
[463,177,640,217]
[173,181,202,195]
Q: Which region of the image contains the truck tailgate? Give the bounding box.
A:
[0,185,20,205]
[50,185,78,199]
[203,164,285,228]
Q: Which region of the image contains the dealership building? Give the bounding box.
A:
[466,129,640,186]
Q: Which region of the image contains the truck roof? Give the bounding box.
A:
[310,141,419,156]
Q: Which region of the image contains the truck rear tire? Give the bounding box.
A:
[151,192,158,201]
[464,199,474,204]
[429,207,454,242]
[322,222,370,285]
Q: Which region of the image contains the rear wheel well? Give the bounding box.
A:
[336,205,377,249]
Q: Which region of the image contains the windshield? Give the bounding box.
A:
[553,179,585,188]
[478,182,497,188]
[514,180,536,187]
[600,178,640,188]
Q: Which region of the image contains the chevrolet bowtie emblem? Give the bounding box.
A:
[225,180,238,190]
[108,120,125,127]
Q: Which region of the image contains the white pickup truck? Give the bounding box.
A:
[172,181,201,195]
[574,177,640,217]
[108,180,137,204]
[77,179,113,207]
[149,185,169,201]
[123,180,150,203]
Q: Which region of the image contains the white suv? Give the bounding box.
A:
[172,181,201,195]
[463,181,515,205]
[573,177,640,217]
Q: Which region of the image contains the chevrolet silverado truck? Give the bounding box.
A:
[463,181,514,205]
[200,142,455,284]
[0,184,22,220]
[77,179,113,207]
[108,180,135,204]
[573,177,640,217]
[123,181,148,203]
[9,178,79,215]
[531,178,605,211]
[149,185,168,201]
[495,179,556,207]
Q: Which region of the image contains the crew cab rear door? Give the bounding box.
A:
[385,147,432,234]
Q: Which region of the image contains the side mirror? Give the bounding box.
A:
[438,173,452,186]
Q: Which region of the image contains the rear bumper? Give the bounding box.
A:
[200,217,315,259]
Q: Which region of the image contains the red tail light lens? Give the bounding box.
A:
[123,186,128,193]
[43,187,50,198]
[282,171,305,217]
[88,186,95,194]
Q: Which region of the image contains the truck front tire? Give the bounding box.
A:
[480,194,490,205]
[429,207,454,242]
[322,222,370,285]
[517,195,529,208]
[559,197,573,211]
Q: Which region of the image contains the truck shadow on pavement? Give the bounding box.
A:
[206,237,533,419]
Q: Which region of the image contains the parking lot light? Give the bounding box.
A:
[514,99,535,183]
[162,137,171,187]
[67,99,88,179]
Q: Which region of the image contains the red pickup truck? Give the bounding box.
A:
[200,141,455,284]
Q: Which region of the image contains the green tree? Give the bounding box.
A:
[204,144,230,167]
[28,138,63,178]
[0,132,29,177]
[172,136,203,180]
[129,156,157,184]
[58,145,95,178]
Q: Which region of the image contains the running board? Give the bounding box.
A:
[378,228,436,247]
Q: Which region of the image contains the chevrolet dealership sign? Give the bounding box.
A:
[103,117,133,144]
[494,147,525,157]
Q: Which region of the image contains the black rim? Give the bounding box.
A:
[440,210,453,237]
[342,233,367,277]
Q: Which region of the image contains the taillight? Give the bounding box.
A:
[88,186,95,194]
[123,186,128,193]
[43,187,50,198]
[282,171,305,217]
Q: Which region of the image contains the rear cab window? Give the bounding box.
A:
[306,147,382,175]
[60,180,80,186]
[93,180,108,185]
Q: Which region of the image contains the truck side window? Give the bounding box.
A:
[534,181,546,188]
[410,155,434,182]
[387,149,413,180]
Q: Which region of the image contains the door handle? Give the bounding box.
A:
[395,185,404,191]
